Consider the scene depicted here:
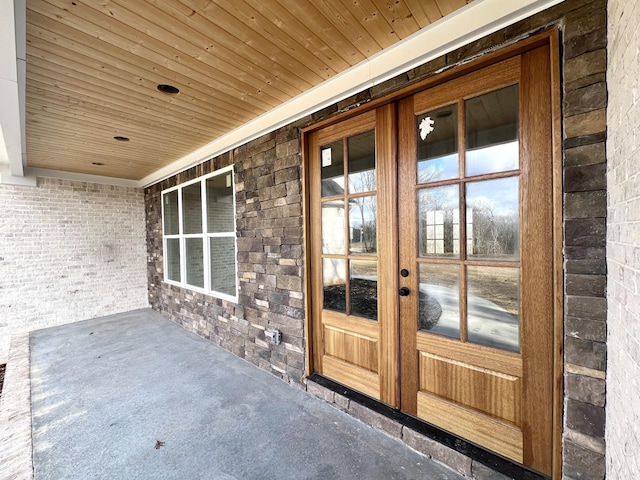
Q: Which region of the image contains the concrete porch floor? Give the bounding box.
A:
[5,309,466,479]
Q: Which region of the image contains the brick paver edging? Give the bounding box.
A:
[0,333,34,480]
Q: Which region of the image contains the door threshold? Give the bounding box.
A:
[306,373,550,480]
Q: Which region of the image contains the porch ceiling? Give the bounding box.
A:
[25,0,471,182]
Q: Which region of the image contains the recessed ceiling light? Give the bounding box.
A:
[157,84,180,94]
[92,162,105,166]
[114,136,130,141]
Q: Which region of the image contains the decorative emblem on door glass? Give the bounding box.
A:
[419,116,435,140]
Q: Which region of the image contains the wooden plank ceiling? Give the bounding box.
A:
[26,0,471,181]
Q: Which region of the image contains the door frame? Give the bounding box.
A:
[302,29,563,479]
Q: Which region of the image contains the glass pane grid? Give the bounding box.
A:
[320,130,378,322]
[415,85,521,353]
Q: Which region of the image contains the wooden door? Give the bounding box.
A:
[308,44,554,476]
[308,106,398,405]
[398,47,553,474]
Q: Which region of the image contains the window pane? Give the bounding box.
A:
[350,260,377,320]
[323,258,346,314]
[417,104,458,183]
[185,238,204,288]
[163,190,179,235]
[349,196,376,255]
[467,266,519,352]
[209,237,236,296]
[166,238,181,282]
[322,200,346,254]
[418,185,459,258]
[419,263,459,339]
[321,140,345,198]
[466,85,519,176]
[467,177,519,260]
[206,174,234,233]
[182,183,202,234]
[348,130,376,193]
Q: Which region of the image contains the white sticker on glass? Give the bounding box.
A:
[419,116,435,140]
[321,148,332,167]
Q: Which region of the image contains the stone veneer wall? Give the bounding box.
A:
[606,0,640,478]
[0,178,149,363]
[145,1,608,477]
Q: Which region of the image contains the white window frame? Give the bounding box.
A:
[161,165,238,302]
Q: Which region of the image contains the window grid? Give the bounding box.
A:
[161,166,238,302]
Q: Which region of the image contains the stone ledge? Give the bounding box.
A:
[0,333,34,480]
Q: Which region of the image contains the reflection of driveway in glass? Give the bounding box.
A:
[419,284,519,352]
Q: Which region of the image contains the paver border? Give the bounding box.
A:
[0,333,34,480]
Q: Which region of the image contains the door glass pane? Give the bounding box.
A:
[163,190,179,235]
[349,196,376,255]
[466,85,519,176]
[185,238,204,288]
[418,185,460,258]
[323,258,347,314]
[322,200,346,254]
[467,266,519,352]
[166,238,181,282]
[350,260,377,321]
[182,183,203,234]
[206,175,234,233]
[321,140,345,197]
[348,130,376,193]
[419,263,459,339]
[210,237,236,296]
[416,104,458,183]
[467,177,519,260]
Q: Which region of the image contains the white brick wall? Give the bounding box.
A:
[0,178,148,362]
[607,0,640,477]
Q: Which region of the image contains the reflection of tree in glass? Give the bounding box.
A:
[471,199,518,257]
[349,170,377,254]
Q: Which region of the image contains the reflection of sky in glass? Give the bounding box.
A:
[466,141,519,177]
[420,183,459,208]
[417,153,458,183]
[467,177,518,217]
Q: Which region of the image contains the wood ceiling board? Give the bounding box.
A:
[273,0,367,65]
[24,0,472,181]
[26,13,269,119]
[26,65,240,134]
[25,103,211,152]
[30,1,284,110]
[244,0,352,73]
[148,0,327,91]
[107,0,302,101]
[305,0,384,57]
[331,0,400,50]
[26,80,219,139]
[368,0,424,39]
[174,0,325,87]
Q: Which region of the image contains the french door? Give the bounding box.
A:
[308,45,554,475]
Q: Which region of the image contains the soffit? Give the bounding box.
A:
[25,0,471,181]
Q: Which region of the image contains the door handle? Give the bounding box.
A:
[399,287,410,296]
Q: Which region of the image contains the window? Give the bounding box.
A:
[162,166,237,301]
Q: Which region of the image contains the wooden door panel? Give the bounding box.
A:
[417,392,524,463]
[419,353,521,424]
[323,325,378,372]
[322,356,380,399]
